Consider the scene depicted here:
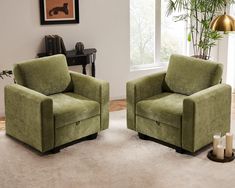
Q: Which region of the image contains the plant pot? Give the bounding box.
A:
[191,55,210,60]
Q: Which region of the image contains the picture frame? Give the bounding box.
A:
[39,0,79,25]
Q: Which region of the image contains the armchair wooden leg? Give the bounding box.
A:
[138,133,149,140]
[175,148,186,154]
[51,148,61,154]
[86,133,98,140]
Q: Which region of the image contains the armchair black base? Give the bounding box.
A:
[138,132,149,140]
[86,133,98,140]
[138,132,187,154]
[50,133,99,154]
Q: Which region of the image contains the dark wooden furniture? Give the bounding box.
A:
[37,48,97,77]
[66,49,96,77]
[0,70,12,79]
[38,35,97,77]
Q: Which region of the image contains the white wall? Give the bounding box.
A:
[0,0,230,116]
[0,0,131,116]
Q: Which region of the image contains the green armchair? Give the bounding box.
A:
[5,54,109,153]
[127,54,231,153]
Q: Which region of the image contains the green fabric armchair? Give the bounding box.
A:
[127,54,231,153]
[5,54,109,153]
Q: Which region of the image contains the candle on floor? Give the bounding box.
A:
[225,133,233,158]
[213,135,221,156]
[217,145,224,160]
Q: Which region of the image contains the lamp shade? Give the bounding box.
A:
[210,13,235,31]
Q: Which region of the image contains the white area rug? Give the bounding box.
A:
[0,110,234,188]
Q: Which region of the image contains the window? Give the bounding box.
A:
[130,0,155,68]
[226,4,235,90]
[130,0,188,70]
[231,4,235,15]
[160,0,188,63]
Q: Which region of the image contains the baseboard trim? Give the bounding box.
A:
[110,96,126,101]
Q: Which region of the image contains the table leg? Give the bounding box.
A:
[91,62,95,77]
[82,64,87,75]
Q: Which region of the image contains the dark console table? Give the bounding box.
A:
[66,48,96,77]
[38,48,97,77]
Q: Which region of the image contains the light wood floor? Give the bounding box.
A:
[0,118,5,131]
[109,99,126,112]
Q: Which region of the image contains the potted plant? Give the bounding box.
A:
[166,0,235,60]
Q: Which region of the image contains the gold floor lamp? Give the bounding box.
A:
[210,2,235,32]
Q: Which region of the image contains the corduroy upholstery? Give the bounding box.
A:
[164,55,223,95]
[13,55,72,95]
[5,54,109,153]
[51,92,100,129]
[136,93,187,129]
[127,54,231,153]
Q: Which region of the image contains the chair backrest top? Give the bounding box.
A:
[13,54,72,95]
[164,54,223,95]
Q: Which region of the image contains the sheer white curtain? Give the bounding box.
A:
[226,5,235,92]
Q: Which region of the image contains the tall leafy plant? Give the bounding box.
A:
[167,0,234,60]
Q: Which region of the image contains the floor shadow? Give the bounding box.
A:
[138,133,212,156]
[6,133,98,156]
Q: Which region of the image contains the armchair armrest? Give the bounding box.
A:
[5,84,54,153]
[182,84,232,152]
[126,72,166,130]
[70,71,109,130]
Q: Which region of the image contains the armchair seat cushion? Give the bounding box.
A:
[50,92,100,128]
[136,92,187,129]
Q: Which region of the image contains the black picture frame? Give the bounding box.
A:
[39,0,79,25]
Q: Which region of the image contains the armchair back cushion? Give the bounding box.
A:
[13,55,72,95]
[164,54,223,95]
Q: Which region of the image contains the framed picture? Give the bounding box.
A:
[39,0,79,25]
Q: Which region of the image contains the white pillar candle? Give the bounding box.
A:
[213,135,221,156]
[217,145,224,160]
[225,133,233,158]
